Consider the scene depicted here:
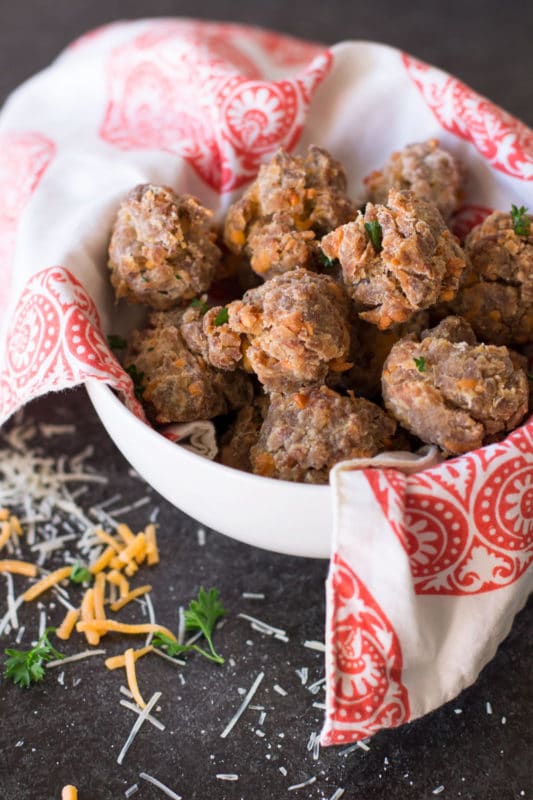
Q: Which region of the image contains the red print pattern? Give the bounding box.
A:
[321,554,410,744]
[0,267,145,425]
[0,133,55,311]
[403,53,533,181]
[451,204,493,241]
[99,20,332,192]
[365,421,533,595]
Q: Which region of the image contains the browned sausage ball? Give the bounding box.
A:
[224,146,356,280]
[382,317,529,455]
[218,396,269,472]
[364,139,463,221]
[124,311,253,424]
[321,189,466,330]
[250,386,397,484]
[108,184,221,310]
[450,210,533,345]
[201,268,352,393]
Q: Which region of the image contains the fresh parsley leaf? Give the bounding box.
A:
[214,307,229,327]
[125,364,146,401]
[152,587,226,665]
[511,204,530,237]
[364,220,383,253]
[527,371,533,381]
[4,628,64,688]
[107,334,128,350]
[191,298,208,315]
[69,562,92,585]
[140,274,149,282]
[413,356,427,373]
[318,251,338,268]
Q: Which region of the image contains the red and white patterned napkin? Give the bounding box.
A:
[0,19,531,747]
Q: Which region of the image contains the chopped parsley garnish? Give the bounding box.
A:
[191,298,208,315]
[318,251,338,268]
[414,356,427,373]
[69,562,92,585]
[153,587,226,665]
[527,372,533,381]
[140,274,149,282]
[107,334,128,350]
[511,204,530,237]
[3,628,63,687]
[364,220,383,253]
[125,364,146,401]
[214,307,229,327]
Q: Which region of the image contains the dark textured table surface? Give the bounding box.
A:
[0,3,532,800]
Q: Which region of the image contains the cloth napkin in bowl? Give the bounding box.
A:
[0,19,531,747]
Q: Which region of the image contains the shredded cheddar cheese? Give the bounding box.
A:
[56,608,80,641]
[0,559,38,577]
[9,515,22,536]
[89,546,115,575]
[0,521,12,551]
[105,645,153,671]
[124,647,147,708]
[117,523,136,546]
[93,572,107,621]
[22,565,72,602]
[80,588,100,646]
[76,619,176,641]
[106,569,130,598]
[61,787,78,800]
[110,585,152,613]
[0,508,9,521]
[94,527,122,553]
[145,525,159,566]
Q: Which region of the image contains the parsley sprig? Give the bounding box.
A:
[318,252,339,269]
[4,628,64,688]
[125,364,146,401]
[213,307,229,327]
[69,562,92,585]
[191,298,208,315]
[511,204,530,237]
[153,587,226,665]
[107,334,128,350]
[414,356,427,373]
[364,220,383,253]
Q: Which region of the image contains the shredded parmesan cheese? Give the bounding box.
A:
[220,672,264,739]
[0,560,37,577]
[110,585,152,613]
[117,692,162,765]
[138,772,181,800]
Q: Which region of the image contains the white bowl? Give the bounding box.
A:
[86,380,332,558]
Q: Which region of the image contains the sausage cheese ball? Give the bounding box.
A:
[382,317,528,455]
[202,268,352,393]
[321,189,466,329]
[364,138,463,221]
[451,209,533,346]
[218,396,269,472]
[124,311,253,425]
[108,184,221,310]
[224,146,356,279]
[250,386,397,484]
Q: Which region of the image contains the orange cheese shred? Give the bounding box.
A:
[94,527,122,553]
[145,524,159,566]
[105,645,153,671]
[76,619,177,641]
[110,585,152,613]
[93,573,106,621]
[56,608,80,641]
[106,569,130,598]
[9,515,23,536]
[0,559,38,578]
[0,521,12,551]
[0,508,9,521]
[124,646,147,708]
[80,588,100,646]
[61,787,78,800]
[22,565,71,600]
[89,546,115,575]
[116,523,136,546]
